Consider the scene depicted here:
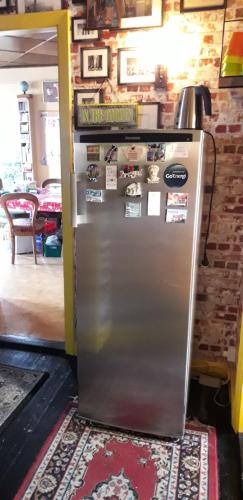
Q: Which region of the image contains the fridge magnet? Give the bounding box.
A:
[148,192,161,216]
[147,143,166,162]
[106,164,117,190]
[163,164,188,188]
[87,145,100,162]
[87,164,100,182]
[147,164,160,184]
[86,189,104,203]
[119,165,143,179]
[125,182,142,198]
[123,144,145,162]
[104,145,118,163]
[125,201,142,218]
[166,208,187,223]
[167,193,188,207]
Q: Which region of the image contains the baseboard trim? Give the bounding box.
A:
[0,333,65,355]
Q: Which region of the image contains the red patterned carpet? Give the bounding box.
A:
[15,404,218,499]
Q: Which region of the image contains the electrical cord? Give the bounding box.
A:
[201,130,217,267]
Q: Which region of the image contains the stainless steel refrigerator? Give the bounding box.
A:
[73,129,205,438]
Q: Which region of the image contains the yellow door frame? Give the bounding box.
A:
[232,314,243,433]
[0,11,75,355]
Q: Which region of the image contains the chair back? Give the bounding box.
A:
[1,192,39,232]
[42,178,61,189]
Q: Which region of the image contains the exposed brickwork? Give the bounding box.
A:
[2,0,242,362]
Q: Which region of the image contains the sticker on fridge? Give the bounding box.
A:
[167,192,188,207]
[166,143,189,159]
[147,192,161,216]
[125,201,141,218]
[106,164,117,190]
[86,145,100,162]
[166,208,187,223]
[86,189,104,203]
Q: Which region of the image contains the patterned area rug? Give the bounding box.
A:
[0,363,46,430]
[15,404,218,499]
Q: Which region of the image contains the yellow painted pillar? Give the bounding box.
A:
[232,315,243,433]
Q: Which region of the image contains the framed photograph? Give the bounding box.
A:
[138,102,160,129]
[86,0,162,30]
[87,0,122,29]
[74,88,103,107]
[118,48,155,85]
[219,19,243,88]
[80,47,110,80]
[43,80,59,103]
[18,0,63,12]
[180,0,226,12]
[120,0,163,29]
[0,0,9,10]
[71,17,99,42]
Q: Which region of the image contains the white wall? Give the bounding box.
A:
[0,66,59,186]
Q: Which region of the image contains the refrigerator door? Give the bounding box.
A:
[75,129,204,438]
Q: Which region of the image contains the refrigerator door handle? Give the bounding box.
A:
[71,172,82,228]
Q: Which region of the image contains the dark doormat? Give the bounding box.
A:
[0,363,48,431]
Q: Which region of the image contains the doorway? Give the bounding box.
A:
[0,11,74,355]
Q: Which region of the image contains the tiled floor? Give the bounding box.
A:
[0,240,64,342]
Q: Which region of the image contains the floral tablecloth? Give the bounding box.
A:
[0,190,62,213]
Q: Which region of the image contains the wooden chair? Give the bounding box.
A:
[42,178,61,189]
[1,193,45,265]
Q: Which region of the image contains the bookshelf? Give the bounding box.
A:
[17,94,35,182]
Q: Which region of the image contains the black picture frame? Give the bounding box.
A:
[180,0,226,12]
[86,0,163,30]
[80,47,110,81]
[219,18,243,88]
[18,0,64,13]
[0,0,10,11]
[74,88,104,130]
[71,17,99,43]
[118,48,156,86]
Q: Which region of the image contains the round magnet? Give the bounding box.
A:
[163,164,188,187]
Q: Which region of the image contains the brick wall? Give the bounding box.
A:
[3,0,243,362]
[71,0,243,362]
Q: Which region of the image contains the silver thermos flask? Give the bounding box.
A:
[174,85,212,129]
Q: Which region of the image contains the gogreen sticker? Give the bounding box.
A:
[163,164,188,188]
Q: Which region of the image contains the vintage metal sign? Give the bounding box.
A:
[76,103,137,129]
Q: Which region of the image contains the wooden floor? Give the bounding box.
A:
[0,240,64,342]
[0,346,241,500]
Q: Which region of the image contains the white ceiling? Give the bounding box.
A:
[0,28,58,68]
